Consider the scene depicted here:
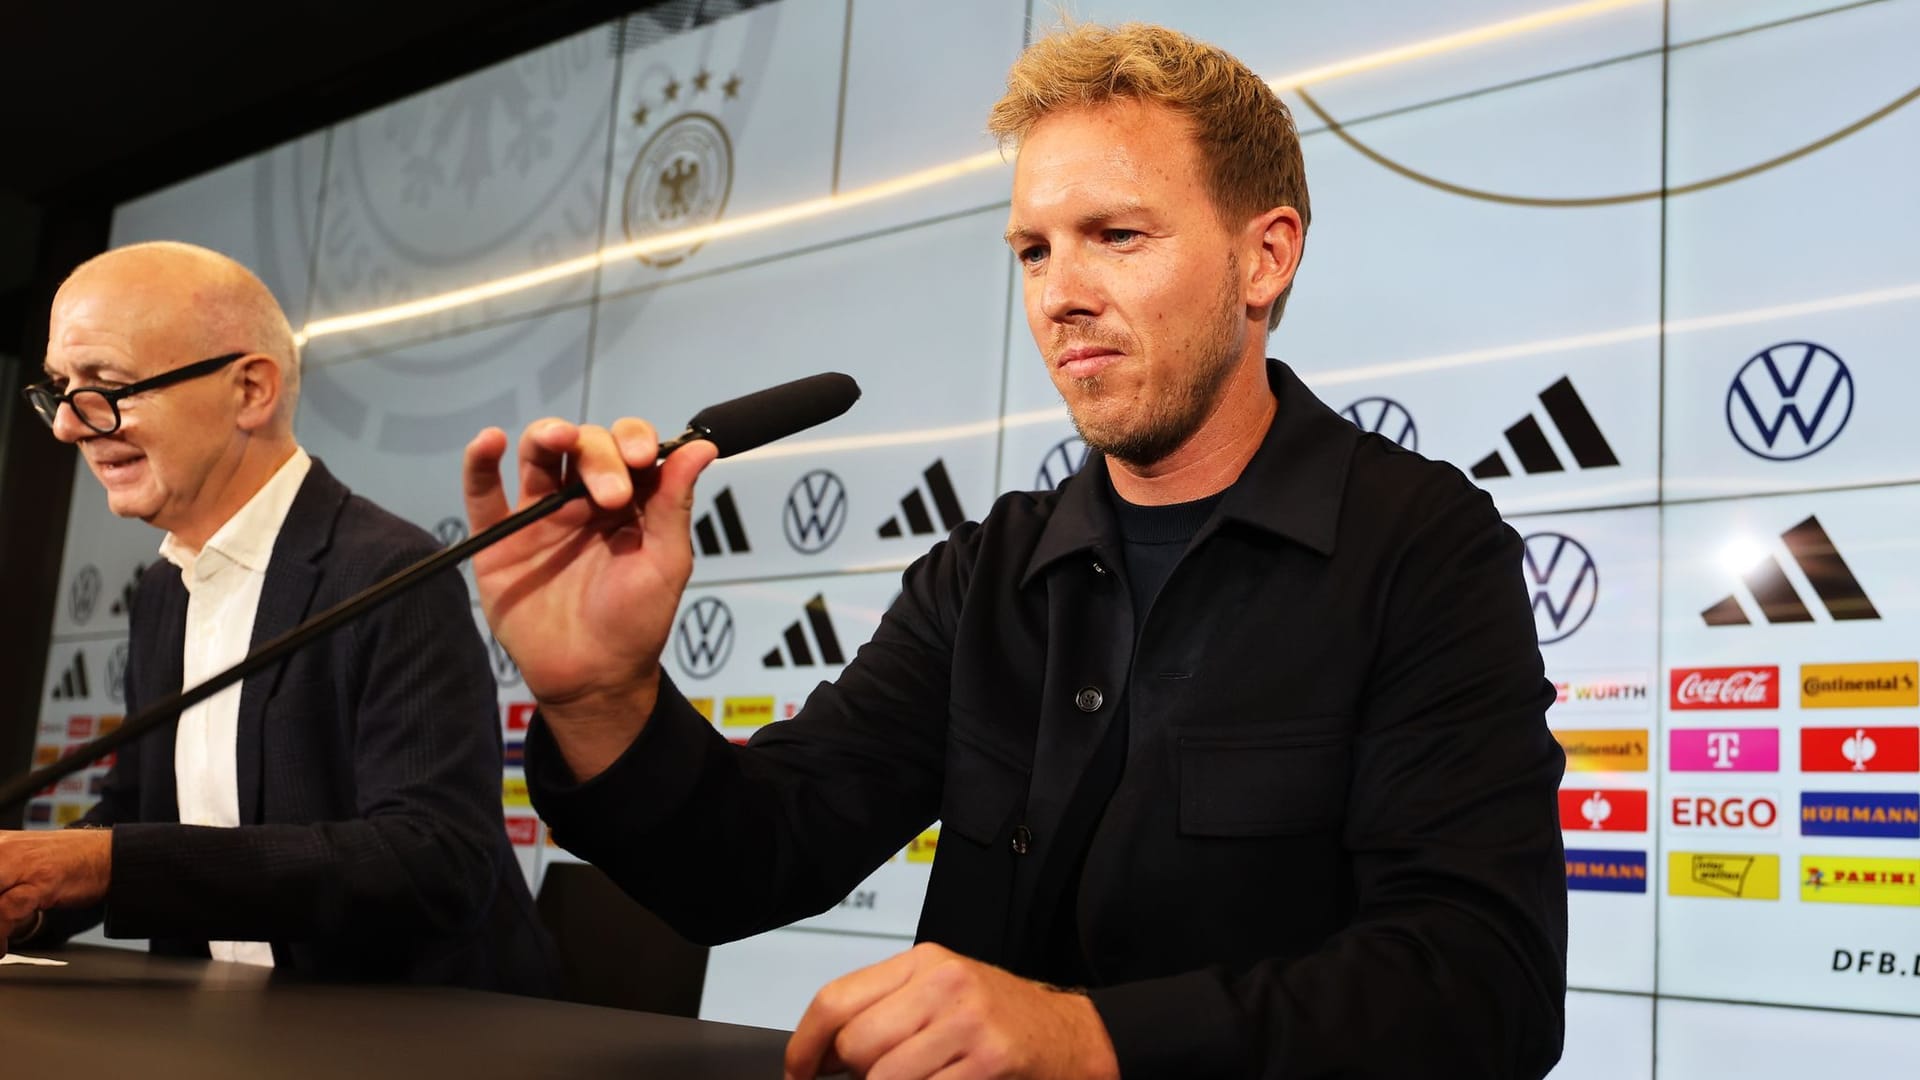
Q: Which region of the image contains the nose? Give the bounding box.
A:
[48,399,95,444]
[1038,246,1103,324]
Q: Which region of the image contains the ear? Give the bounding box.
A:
[1242,205,1304,316]
[232,354,283,433]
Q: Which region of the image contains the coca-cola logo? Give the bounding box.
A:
[1670,666,1780,710]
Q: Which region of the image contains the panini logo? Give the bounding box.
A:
[1800,793,1920,839]
[721,696,775,727]
[1799,662,1919,708]
[1564,849,1647,893]
[501,778,531,808]
[1668,852,1780,900]
[1558,789,1648,832]
[1669,666,1779,710]
[1669,727,1779,772]
[1554,729,1648,772]
[1801,856,1920,907]
[1801,726,1920,773]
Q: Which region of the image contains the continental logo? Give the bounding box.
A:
[1554,729,1648,772]
[1800,662,1919,708]
[1668,852,1780,900]
[1801,856,1920,907]
[1564,849,1647,893]
[687,697,714,721]
[54,802,87,826]
[1800,792,1920,839]
[722,696,775,728]
[906,827,940,864]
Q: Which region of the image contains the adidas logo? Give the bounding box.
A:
[1703,515,1878,626]
[878,460,965,539]
[693,487,751,557]
[763,594,847,668]
[109,566,144,617]
[1470,377,1618,479]
[51,652,90,700]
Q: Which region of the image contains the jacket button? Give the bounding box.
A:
[1074,686,1103,713]
[1091,559,1107,575]
[1011,825,1032,855]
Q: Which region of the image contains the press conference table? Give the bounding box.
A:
[0,945,791,1077]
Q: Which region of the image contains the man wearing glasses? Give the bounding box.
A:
[1,241,557,995]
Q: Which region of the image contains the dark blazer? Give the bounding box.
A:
[530,361,1566,1076]
[52,458,557,996]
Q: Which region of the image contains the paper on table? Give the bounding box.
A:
[0,954,69,966]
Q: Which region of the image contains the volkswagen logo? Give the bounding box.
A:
[1522,532,1599,645]
[1726,342,1854,461]
[1339,397,1418,451]
[434,516,469,547]
[784,470,848,554]
[675,596,735,679]
[1035,435,1089,490]
[69,565,102,625]
[106,642,129,703]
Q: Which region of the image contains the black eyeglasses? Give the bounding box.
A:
[22,352,246,436]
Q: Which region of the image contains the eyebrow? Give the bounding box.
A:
[1004,201,1150,248]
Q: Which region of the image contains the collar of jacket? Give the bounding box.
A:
[1020,359,1357,587]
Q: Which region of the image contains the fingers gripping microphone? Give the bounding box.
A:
[0,373,861,813]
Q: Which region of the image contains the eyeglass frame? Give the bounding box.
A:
[21,352,248,436]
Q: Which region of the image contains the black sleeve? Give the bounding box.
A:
[526,526,977,944]
[1088,482,1568,1079]
[98,555,508,943]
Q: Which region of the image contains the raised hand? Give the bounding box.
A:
[463,417,718,780]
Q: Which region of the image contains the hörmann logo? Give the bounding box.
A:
[1669,666,1779,710]
[1799,662,1919,709]
[1565,849,1647,893]
[1800,793,1920,840]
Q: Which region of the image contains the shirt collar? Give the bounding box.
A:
[159,448,314,581]
[1021,360,1356,586]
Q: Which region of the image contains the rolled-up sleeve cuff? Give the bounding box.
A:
[1087,969,1248,1079]
[524,674,721,852]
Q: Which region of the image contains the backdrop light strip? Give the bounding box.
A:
[295,0,1655,345]
[730,279,1920,460]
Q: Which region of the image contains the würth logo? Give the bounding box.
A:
[784,470,847,554]
[1702,515,1878,626]
[674,596,735,679]
[51,652,90,700]
[763,594,846,668]
[1670,666,1780,710]
[1339,397,1418,451]
[1471,376,1618,479]
[1726,342,1853,461]
[879,460,966,539]
[693,487,751,557]
[1522,532,1598,645]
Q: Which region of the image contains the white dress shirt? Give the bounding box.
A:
[157,447,312,967]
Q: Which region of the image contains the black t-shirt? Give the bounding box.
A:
[1035,480,1223,986]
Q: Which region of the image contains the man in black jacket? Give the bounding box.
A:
[2,241,556,995]
[464,22,1565,1077]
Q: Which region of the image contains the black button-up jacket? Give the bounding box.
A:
[529,360,1568,1078]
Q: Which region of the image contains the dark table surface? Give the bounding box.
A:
[0,944,792,1078]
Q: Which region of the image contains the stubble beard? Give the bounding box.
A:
[1064,261,1244,469]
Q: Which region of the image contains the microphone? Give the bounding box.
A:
[0,372,861,813]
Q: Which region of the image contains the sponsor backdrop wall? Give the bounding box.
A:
[25,0,1920,1073]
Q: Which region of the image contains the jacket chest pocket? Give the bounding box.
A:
[1174,720,1351,836]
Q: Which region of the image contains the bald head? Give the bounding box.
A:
[54,241,301,429]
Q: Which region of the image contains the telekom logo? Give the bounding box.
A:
[1706,732,1740,768]
[1671,727,1780,772]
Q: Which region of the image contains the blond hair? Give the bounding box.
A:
[989,22,1310,329]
